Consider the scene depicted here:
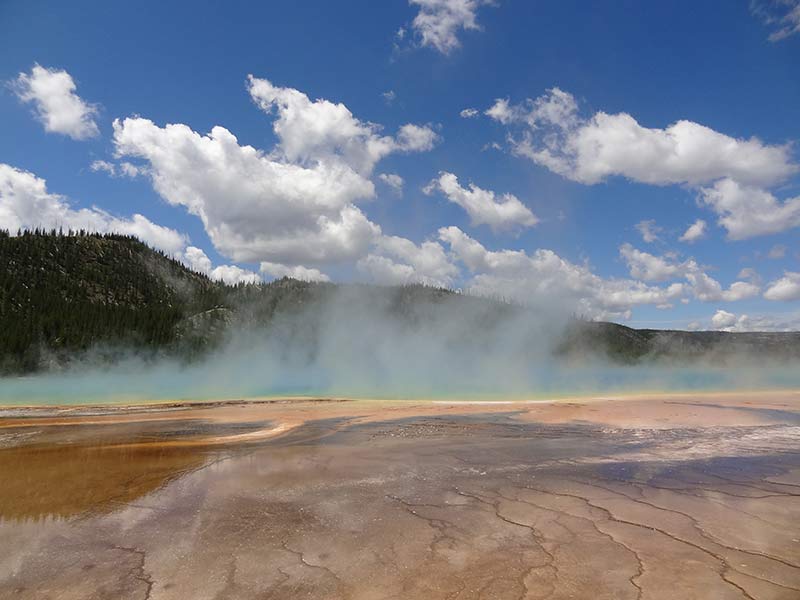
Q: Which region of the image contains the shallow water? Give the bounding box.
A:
[3,363,800,405]
[1,395,799,599]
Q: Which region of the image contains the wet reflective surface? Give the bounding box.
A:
[1,393,799,599]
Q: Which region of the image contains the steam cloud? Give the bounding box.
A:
[2,287,799,405]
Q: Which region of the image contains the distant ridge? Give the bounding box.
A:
[1,230,798,374]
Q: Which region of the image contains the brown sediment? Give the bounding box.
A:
[1,392,799,599]
[0,444,208,521]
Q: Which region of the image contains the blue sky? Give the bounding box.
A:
[1,0,799,330]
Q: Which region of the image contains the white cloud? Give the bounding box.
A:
[246,75,438,175]
[11,64,99,140]
[259,262,331,282]
[90,159,143,178]
[209,264,261,285]
[619,243,760,301]
[752,0,800,41]
[684,270,761,302]
[705,308,800,332]
[114,77,442,276]
[0,163,186,255]
[711,309,737,329]
[460,108,479,118]
[113,116,381,266]
[357,254,419,285]
[396,123,440,152]
[488,88,800,241]
[699,179,800,240]
[409,0,492,54]
[485,98,515,124]
[619,244,684,282]
[487,88,796,187]
[439,226,685,319]
[764,271,800,301]
[424,171,539,232]
[184,246,261,284]
[378,173,404,194]
[635,219,661,243]
[184,245,214,273]
[679,219,707,243]
[357,234,459,287]
[89,160,116,176]
[488,87,580,129]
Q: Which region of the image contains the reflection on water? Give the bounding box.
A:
[0,419,221,521]
[0,414,319,522]
[0,443,209,521]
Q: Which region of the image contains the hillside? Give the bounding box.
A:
[1,230,798,374]
[561,321,800,364]
[0,230,227,372]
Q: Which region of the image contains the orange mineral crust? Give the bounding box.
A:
[1,392,799,599]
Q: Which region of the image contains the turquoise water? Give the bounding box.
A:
[2,361,799,406]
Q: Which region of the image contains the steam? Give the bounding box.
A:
[1,286,799,405]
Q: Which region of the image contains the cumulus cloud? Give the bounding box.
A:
[619,243,760,302]
[487,88,796,187]
[11,64,99,140]
[0,163,186,254]
[698,179,800,240]
[246,75,438,175]
[460,108,479,118]
[209,265,262,285]
[183,245,214,273]
[711,309,737,329]
[113,76,444,284]
[113,117,380,266]
[752,0,800,41]
[378,173,404,194]
[764,271,800,301]
[396,123,440,152]
[184,246,261,285]
[705,307,800,332]
[487,87,800,240]
[679,219,707,243]
[439,226,685,319]
[619,244,685,282]
[260,262,331,282]
[684,270,761,302]
[357,234,459,287]
[424,171,539,232]
[635,219,661,243]
[409,0,493,54]
[484,97,515,124]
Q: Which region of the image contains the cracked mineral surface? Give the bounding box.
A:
[1,392,799,599]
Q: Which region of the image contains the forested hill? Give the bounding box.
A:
[1,230,221,371]
[0,229,457,373]
[1,230,798,374]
